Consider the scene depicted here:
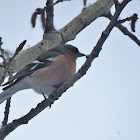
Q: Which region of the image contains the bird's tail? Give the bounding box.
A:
[0,79,30,104]
[0,88,15,104]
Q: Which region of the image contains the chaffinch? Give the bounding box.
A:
[0,44,85,104]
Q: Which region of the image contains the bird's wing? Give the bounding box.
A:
[2,51,61,90]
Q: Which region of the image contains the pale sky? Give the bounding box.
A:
[0,0,140,140]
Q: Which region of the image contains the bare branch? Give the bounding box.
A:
[41,8,46,30]
[114,0,120,10]
[53,0,71,5]
[53,0,63,5]
[0,0,131,139]
[117,24,140,46]
[2,98,11,127]
[105,13,140,46]
[45,0,55,33]
[0,37,7,68]
[0,40,26,86]
[59,0,114,42]
[0,38,13,130]
[0,40,26,129]
[118,13,138,32]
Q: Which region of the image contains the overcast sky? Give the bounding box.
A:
[0,0,140,140]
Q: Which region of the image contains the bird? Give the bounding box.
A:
[0,44,85,104]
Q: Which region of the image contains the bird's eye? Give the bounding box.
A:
[71,47,79,54]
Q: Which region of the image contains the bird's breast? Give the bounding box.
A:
[30,55,76,88]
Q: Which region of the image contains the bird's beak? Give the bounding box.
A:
[77,52,86,57]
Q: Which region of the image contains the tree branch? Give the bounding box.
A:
[45,0,55,33]
[0,0,131,139]
[0,40,26,85]
[118,13,138,32]
[114,0,120,10]
[59,0,114,42]
[2,98,11,127]
[105,13,140,46]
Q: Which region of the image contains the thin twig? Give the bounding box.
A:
[0,37,7,68]
[53,0,71,5]
[0,39,26,130]
[105,13,140,46]
[0,0,131,139]
[116,24,140,46]
[2,98,11,127]
[41,8,46,30]
[0,40,26,86]
[118,13,138,32]
[53,0,64,5]
[0,38,12,129]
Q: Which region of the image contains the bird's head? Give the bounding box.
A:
[55,44,86,59]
